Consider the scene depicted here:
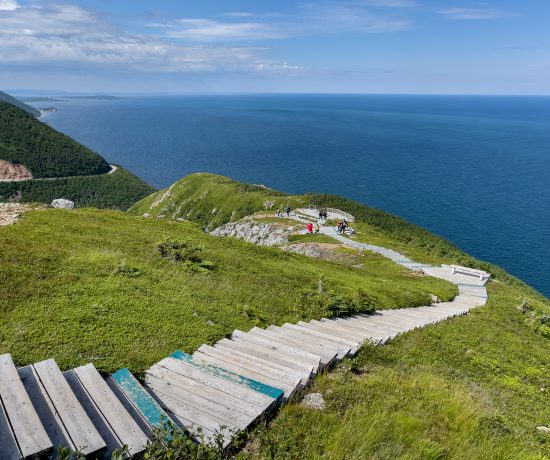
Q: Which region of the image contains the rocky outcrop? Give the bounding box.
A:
[211,219,291,246]
[51,199,75,209]
[0,160,32,181]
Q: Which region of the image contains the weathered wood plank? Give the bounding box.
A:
[18,365,74,452]
[231,330,322,373]
[109,368,174,432]
[147,364,257,429]
[0,354,52,458]
[170,351,284,401]
[73,363,148,456]
[197,345,301,395]
[157,357,274,411]
[0,398,21,460]
[33,359,105,455]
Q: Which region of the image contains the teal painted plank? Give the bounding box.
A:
[170,351,284,401]
[111,368,173,429]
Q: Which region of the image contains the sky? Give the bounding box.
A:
[0,0,549,94]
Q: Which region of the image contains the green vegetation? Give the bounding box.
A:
[129,173,305,230]
[0,208,455,374]
[0,91,40,117]
[0,167,155,210]
[0,102,111,178]
[242,280,550,459]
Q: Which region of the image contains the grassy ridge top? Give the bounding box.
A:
[129,173,305,230]
[0,208,455,373]
[0,91,40,117]
[0,102,110,178]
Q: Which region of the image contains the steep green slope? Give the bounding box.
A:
[0,166,155,210]
[0,90,40,117]
[129,173,305,230]
[0,102,110,178]
[0,208,455,373]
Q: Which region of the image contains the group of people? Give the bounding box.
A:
[277,206,292,217]
[318,210,328,220]
[306,222,320,234]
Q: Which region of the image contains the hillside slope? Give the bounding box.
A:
[0,90,40,117]
[0,101,110,178]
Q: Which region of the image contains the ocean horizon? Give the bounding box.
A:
[34,94,550,297]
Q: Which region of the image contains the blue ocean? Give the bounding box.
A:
[36,95,550,297]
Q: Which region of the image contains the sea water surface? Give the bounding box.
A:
[36,95,550,296]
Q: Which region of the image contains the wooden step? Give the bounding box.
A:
[171,351,284,402]
[266,325,350,359]
[288,323,362,353]
[108,367,174,435]
[68,363,148,456]
[191,350,295,400]
[196,345,301,398]
[213,340,312,385]
[303,319,372,343]
[231,330,322,374]
[144,379,229,447]
[146,363,259,430]
[0,354,52,459]
[217,338,314,380]
[247,327,337,367]
[32,358,105,455]
[156,357,275,412]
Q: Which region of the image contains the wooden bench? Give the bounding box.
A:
[447,264,489,280]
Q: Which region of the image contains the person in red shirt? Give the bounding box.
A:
[307,223,313,234]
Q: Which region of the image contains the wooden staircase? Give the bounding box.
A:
[0,247,490,457]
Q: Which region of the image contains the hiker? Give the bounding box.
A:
[277,207,282,217]
[314,223,320,234]
[286,206,291,217]
[307,223,313,234]
[336,221,342,234]
[319,210,323,219]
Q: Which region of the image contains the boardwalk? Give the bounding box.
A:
[0,215,490,457]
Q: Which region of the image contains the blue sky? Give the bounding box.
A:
[0,0,548,94]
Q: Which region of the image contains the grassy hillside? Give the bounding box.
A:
[242,279,550,459]
[0,102,111,178]
[0,208,455,374]
[129,173,305,230]
[0,166,155,210]
[0,90,40,117]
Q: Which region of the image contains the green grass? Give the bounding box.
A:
[288,233,340,244]
[128,173,306,230]
[0,208,456,375]
[241,280,550,459]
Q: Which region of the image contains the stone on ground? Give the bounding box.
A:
[51,198,75,209]
[301,392,326,410]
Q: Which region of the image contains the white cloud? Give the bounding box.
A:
[0,3,298,73]
[439,8,505,20]
[159,19,285,42]
[0,0,19,10]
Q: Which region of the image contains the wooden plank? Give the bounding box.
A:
[231,330,322,373]
[0,398,21,460]
[156,357,274,411]
[301,320,370,342]
[109,368,174,432]
[214,340,312,385]
[247,328,337,367]
[216,339,314,379]
[18,365,74,452]
[64,370,123,456]
[191,351,294,400]
[146,364,256,430]
[288,323,362,352]
[197,345,301,394]
[152,361,262,420]
[0,354,52,458]
[72,364,148,456]
[145,374,235,434]
[170,351,283,401]
[266,325,350,359]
